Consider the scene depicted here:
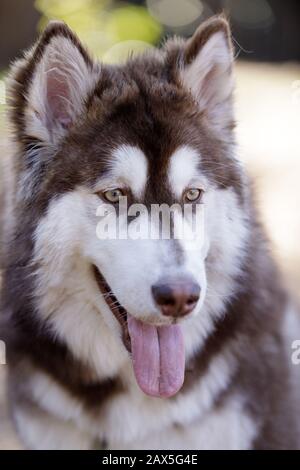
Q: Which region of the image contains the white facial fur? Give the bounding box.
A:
[100,145,149,198]
[168,145,202,198]
[32,144,248,376]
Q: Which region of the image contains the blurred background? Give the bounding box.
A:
[0,0,299,449]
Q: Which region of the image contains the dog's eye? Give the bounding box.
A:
[183,188,203,203]
[103,189,124,203]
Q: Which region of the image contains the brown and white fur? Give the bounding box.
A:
[1,16,300,449]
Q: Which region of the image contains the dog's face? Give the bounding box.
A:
[8,17,247,397]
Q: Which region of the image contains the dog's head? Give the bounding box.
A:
[8,16,248,397]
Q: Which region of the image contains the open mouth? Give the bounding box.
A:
[93,265,131,352]
[93,265,185,398]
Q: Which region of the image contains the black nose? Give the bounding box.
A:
[152,277,200,318]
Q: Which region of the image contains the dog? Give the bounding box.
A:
[1,15,300,449]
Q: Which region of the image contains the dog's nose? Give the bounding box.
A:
[152,277,200,318]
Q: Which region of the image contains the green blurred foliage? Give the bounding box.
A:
[106,5,161,43]
[35,0,162,61]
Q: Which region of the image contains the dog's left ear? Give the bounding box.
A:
[176,16,235,132]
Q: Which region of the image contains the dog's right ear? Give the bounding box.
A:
[8,22,99,145]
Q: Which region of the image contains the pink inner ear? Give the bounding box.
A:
[46,67,73,130]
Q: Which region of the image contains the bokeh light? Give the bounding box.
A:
[106,5,161,44]
[228,0,275,30]
[147,0,204,28]
[35,0,162,59]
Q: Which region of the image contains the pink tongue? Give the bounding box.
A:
[127,315,185,398]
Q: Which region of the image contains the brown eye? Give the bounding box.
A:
[183,188,204,203]
[102,189,124,203]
